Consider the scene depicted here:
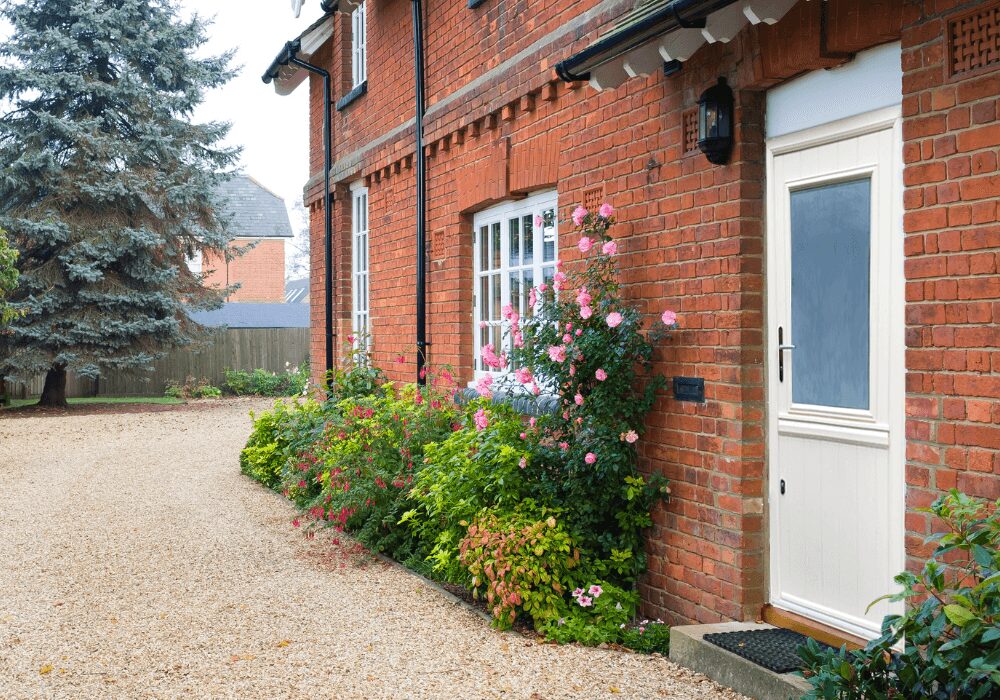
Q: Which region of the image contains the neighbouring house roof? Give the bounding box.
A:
[556,0,798,90]
[285,277,309,304]
[216,175,294,239]
[188,303,310,329]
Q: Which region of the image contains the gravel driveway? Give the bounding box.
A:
[0,399,744,700]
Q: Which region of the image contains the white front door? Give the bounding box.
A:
[766,106,905,640]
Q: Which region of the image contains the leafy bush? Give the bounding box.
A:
[289,381,459,558]
[495,203,675,580]
[800,490,1000,699]
[240,398,325,489]
[538,580,637,644]
[401,400,532,582]
[164,376,222,399]
[459,501,578,629]
[224,363,308,397]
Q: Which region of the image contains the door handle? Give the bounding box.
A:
[777,326,794,382]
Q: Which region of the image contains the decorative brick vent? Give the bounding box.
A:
[683,108,699,154]
[948,1,1000,78]
[582,186,605,213]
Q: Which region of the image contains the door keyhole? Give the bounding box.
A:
[780,479,786,495]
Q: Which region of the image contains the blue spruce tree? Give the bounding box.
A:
[0,0,239,406]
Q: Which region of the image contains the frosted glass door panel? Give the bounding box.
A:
[790,178,871,410]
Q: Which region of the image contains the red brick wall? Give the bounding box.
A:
[900,0,1000,567]
[203,238,286,303]
[300,0,1000,625]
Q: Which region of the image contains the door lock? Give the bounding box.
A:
[780,479,786,495]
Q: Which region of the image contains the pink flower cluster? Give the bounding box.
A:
[475,374,494,398]
[473,408,489,431]
[480,343,507,370]
[572,584,604,608]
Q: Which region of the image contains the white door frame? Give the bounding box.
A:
[765,104,906,640]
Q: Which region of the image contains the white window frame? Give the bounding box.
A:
[472,190,558,378]
[351,2,367,88]
[351,181,369,347]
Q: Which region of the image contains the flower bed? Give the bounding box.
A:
[240,203,677,653]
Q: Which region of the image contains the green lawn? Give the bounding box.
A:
[3,396,184,409]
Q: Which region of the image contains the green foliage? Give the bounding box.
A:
[326,343,385,401]
[498,205,674,580]
[0,230,17,325]
[240,398,325,490]
[800,490,1000,699]
[0,0,239,385]
[458,502,579,629]
[289,382,459,558]
[539,581,637,644]
[401,401,532,582]
[224,364,308,397]
[164,376,221,399]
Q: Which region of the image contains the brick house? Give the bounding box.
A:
[197,175,293,303]
[263,0,1000,644]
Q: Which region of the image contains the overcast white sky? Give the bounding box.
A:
[184,0,317,209]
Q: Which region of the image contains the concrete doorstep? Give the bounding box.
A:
[669,622,813,700]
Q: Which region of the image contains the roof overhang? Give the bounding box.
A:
[261,11,340,95]
[556,0,799,91]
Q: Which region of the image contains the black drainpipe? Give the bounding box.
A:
[264,40,336,391]
[411,0,428,386]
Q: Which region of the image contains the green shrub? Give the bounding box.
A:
[224,363,308,397]
[290,382,459,558]
[459,501,579,630]
[240,398,325,490]
[164,376,222,399]
[400,400,532,583]
[800,490,1000,699]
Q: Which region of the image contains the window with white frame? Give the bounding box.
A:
[351,182,369,345]
[351,2,367,88]
[473,190,558,374]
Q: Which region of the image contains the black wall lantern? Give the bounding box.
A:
[697,77,734,165]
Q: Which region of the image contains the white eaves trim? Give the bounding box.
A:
[589,0,799,91]
[271,15,335,96]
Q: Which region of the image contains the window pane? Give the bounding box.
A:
[522,214,534,266]
[491,222,501,270]
[790,178,871,410]
[479,226,488,272]
[492,273,501,320]
[509,217,520,267]
[522,269,534,316]
[510,273,520,315]
[542,208,556,262]
[543,266,555,282]
[480,276,488,321]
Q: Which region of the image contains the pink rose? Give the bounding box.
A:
[598,202,614,218]
[575,329,583,336]
[559,442,569,451]
[501,303,514,320]
[529,287,537,308]
[624,430,639,444]
[519,457,527,469]
[347,334,355,344]
[538,283,548,292]
[534,214,543,227]
[514,367,533,384]
[578,236,593,253]
[478,321,488,329]
[574,393,584,406]
[529,417,536,427]
[548,345,567,363]
[601,240,617,256]
[580,305,593,320]
[562,333,572,344]
[584,452,597,464]
[595,368,607,381]
[569,364,575,376]
[572,205,588,226]
[513,331,524,348]
[662,309,677,326]
[575,287,592,307]
[606,312,623,328]
[473,408,489,431]
[475,374,494,398]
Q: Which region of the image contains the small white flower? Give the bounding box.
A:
[615,602,622,610]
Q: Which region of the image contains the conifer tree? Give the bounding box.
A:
[0,0,239,406]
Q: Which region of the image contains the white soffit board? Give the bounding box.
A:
[273,16,334,96]
[765,41,903,139]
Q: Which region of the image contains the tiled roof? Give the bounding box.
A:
[188,303,310,329]
[216,175,294,239]
[284,277,309,304]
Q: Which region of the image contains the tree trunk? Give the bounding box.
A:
[38,365,68,408]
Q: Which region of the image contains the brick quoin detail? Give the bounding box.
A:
[299,0,1000,625]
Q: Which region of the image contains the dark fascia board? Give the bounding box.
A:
[554,0,737,82]
[336,80,368,111]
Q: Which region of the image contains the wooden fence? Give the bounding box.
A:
[6,327,310,399]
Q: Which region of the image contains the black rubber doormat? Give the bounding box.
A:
[703,628,833,674]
